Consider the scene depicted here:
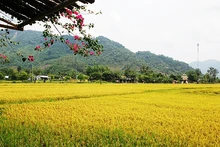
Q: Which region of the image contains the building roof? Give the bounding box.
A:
[0,0,94,31]
[181,74,188,80]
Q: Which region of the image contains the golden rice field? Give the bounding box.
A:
[0,83,220,146]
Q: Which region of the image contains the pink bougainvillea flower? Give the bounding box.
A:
[74,35,80,40]
[80,20,84,27]
[97,51,101,55]
[50,39,54,43]
[73,44,79,51]
[44,38,47,41]
[65,40,70,45]
[48,44,51,47]
[71,25,74,30]
[76,14,83,20]
[35,45,41,50]
[82,42,85,46]
[0,54,7,59]
[75,14,84,27]
[90,51,94,55]
[65,8,72,16]
[28,55,34,62]
[74,11,78,15]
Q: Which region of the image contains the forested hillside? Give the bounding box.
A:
[1,30,193,75]
[136,51,192,74]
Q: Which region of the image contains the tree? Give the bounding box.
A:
[78,73,88,82]
[90,72,102,81]
[195,68,202,83]
[33,68,42,75]
[186,70,198,83]
[85,65,121,83]
[10,69,18,80]
[17,66,22,72]
[102,71,120,82]
[169,74,177,81]
[67,70,77,79]
[86,65,108,81]
[140,65,151,75]
[203,73,211,83]
[124,66,137,82]
[0,72,4,80]
[207,67,219,83]
[17,71,29,82]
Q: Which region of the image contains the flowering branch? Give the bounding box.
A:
[35,6,103,57]
[0,5,103,63]
[0,29,35,63]
[0,29,19,63]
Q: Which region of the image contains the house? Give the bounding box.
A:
[181,74,188,84]
[35,75,50,82]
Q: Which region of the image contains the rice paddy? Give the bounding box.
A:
[0,83,219,146]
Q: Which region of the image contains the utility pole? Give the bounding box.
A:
[197,43,199,68]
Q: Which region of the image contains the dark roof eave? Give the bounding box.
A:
[0,0,95,30]
[17,0,78,28]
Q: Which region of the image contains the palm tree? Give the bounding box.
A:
[195,68,202,83]
[207,67,219,83]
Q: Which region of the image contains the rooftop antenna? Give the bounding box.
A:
[197,43,199,68]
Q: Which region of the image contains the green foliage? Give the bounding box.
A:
[0,67,31,81]
[86,65,107,81]
[136,51,193,75]
[186,69,202,83]
[140,65,152,75]
[0,72,4,80]
[1,30,194,82]
[0,4,103,62]
[205,67,219,83]
[85,65,121,82]
[102,71,120,82]
[17,71,29,81]
[124,66,137,80]
[77,73,88,82]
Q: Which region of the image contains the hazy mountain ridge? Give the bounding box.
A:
[190,59,220,76]
[2,30,193,74]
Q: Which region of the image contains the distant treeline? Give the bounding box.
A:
[0,65,219,84]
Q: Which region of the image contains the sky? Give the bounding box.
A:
[26,0,220,63]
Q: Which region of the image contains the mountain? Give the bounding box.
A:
[189,59,220,76]
[1,30,193,74]
[136,51,191,74]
